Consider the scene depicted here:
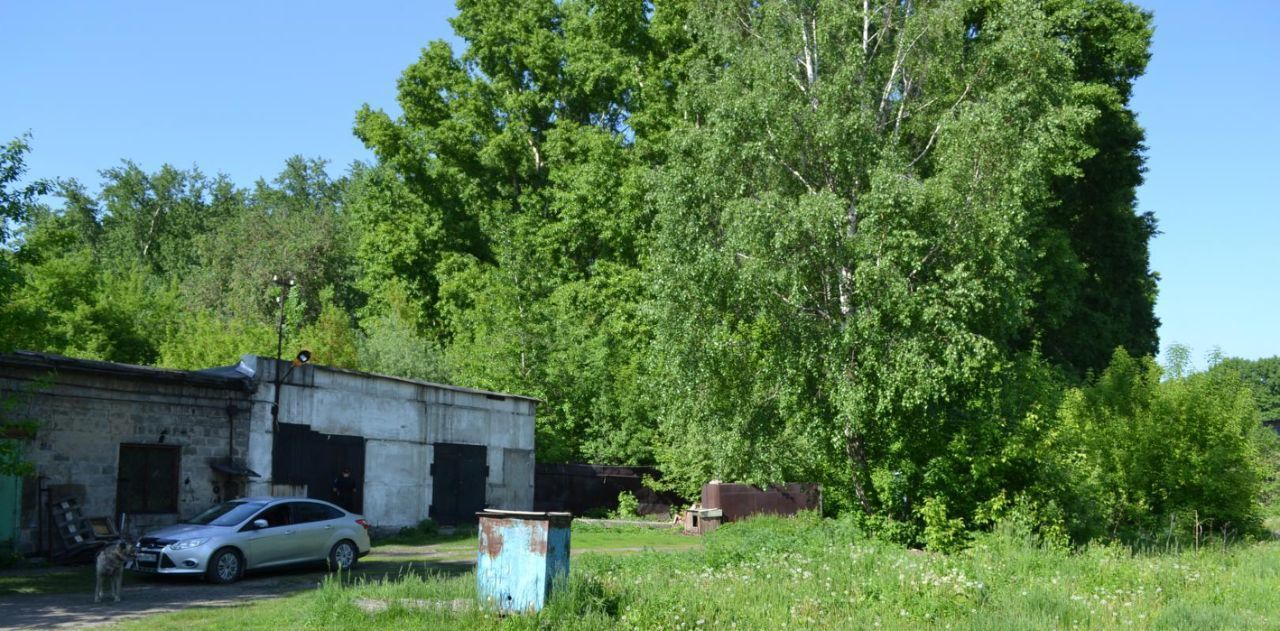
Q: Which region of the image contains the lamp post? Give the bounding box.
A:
[269,273,308,429]
[272,274,295,367]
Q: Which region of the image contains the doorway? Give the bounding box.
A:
[429,443,487,525]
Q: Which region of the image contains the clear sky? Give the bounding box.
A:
[2,1,1276,367]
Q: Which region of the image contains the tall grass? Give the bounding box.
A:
[116,515,1280,630]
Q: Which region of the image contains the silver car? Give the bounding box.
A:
[131,497,371,583]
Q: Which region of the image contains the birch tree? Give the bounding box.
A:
[648,0,1145,528]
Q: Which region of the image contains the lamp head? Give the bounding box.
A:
[292,350,312,366]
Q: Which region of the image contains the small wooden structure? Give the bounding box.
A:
[683,507,723,535]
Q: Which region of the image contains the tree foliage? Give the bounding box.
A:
[1211,356,1280,421]
[350,0,690,463]
[646,0,1153,535]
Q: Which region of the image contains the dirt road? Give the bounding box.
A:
[0,570,320,629]
[0,550,475,630]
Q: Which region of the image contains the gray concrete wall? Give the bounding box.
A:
[243,357,536,528]
[0,364,249,553]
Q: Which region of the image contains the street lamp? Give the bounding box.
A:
[270,273,307,430]
[271,349,312,429]
[271,273,296,367]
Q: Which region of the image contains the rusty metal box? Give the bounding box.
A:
[476,509,573,613]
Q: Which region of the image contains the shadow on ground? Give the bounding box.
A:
[0,558,475,630]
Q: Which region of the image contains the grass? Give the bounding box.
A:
[106,515,1280,630]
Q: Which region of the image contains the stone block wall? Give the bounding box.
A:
[0,360,250,553]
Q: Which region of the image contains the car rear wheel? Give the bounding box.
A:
[328,540,357,571]
[206,548,242,584]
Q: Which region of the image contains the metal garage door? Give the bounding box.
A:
[429,443,487,525]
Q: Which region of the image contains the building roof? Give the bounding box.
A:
[250,355,541,404]
[0,351,252,390]
[1,351,539,404]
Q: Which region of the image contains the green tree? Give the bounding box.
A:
[1211,356,1280,420]
[0,134,53,353]
[297,287,361,370]
[157,310,275,370]
[353,0,688,464]
[0,134,52,245]
[186,156,353,323]
[96,162,240,277]
[1029,0,1159,376]
[645,0,1140,533]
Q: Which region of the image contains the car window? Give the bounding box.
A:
[292,502,343,523]
[252,504,292,528]
[184,501,266,527]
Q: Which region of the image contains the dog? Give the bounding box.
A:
[94,540,135,603]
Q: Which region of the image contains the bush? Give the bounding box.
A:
[398,518,438,538]
[1254,423,1280,517]
[1051,349,1266,541]
[919,497,969,553]
[611,491,640,520]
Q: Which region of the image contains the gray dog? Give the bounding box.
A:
[94,540,135,603]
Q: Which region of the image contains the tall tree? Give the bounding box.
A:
[96,162,240,277]
[185,156,353,323]
[0,134,52,246]
[353,0,690,463]
[646,0,1145,530]
[1030,0,1159,376]
[0,134,53,352]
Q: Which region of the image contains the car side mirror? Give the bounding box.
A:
[253,519,268,530]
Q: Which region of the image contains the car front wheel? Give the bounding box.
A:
[328,540,357,571]
[206,548,242,584]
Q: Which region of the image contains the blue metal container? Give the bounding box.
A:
[476,510,573,613]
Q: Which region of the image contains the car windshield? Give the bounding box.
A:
[182,501,266,526]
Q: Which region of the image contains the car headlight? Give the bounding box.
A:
[169,538,210,550]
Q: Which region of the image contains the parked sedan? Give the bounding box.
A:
[131,497,371,584]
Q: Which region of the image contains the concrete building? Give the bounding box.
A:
[0,351,536,554]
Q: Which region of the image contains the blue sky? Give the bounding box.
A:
[2,1,1276,367]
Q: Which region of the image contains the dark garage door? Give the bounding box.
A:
[429,443,487,525]
[273,423,366,514]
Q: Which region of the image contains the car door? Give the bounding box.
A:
[243,503,298,568]
[288,501,343,562]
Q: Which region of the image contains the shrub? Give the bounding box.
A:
[611,491,640,520]
[919,497,969,553]
[399,518,438,538]
[1051,349,1266,540]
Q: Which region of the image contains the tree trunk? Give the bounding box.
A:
[845,429,875,515]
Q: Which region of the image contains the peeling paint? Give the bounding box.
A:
[475,510,572,613]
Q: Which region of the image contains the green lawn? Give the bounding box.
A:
[107,516,1280,630]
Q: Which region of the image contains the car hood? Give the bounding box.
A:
[141,523,232,542]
